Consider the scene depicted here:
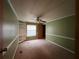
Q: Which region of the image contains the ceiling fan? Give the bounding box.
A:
[36,15,46,24]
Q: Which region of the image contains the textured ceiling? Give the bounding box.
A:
[9,0,75,22]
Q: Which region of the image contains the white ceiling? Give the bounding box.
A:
[9,0,75,22]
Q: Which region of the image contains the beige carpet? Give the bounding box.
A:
[14,40,74,59]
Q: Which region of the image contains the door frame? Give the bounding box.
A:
[0,0,4,59]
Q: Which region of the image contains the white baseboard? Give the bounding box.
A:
[12,43,18,59]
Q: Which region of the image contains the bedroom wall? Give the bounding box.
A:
[19,21,45,41]
[46,15,75,53]
[19,21,27,42]
[3,0,18,59]
[19,21,37,41]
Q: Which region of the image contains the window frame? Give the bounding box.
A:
[26,24,36,37]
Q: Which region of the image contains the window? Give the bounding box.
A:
[27,25,36,36]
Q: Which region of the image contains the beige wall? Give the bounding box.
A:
[19,22,37,41]
[19,21,45,42]
[19,21,27,42]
